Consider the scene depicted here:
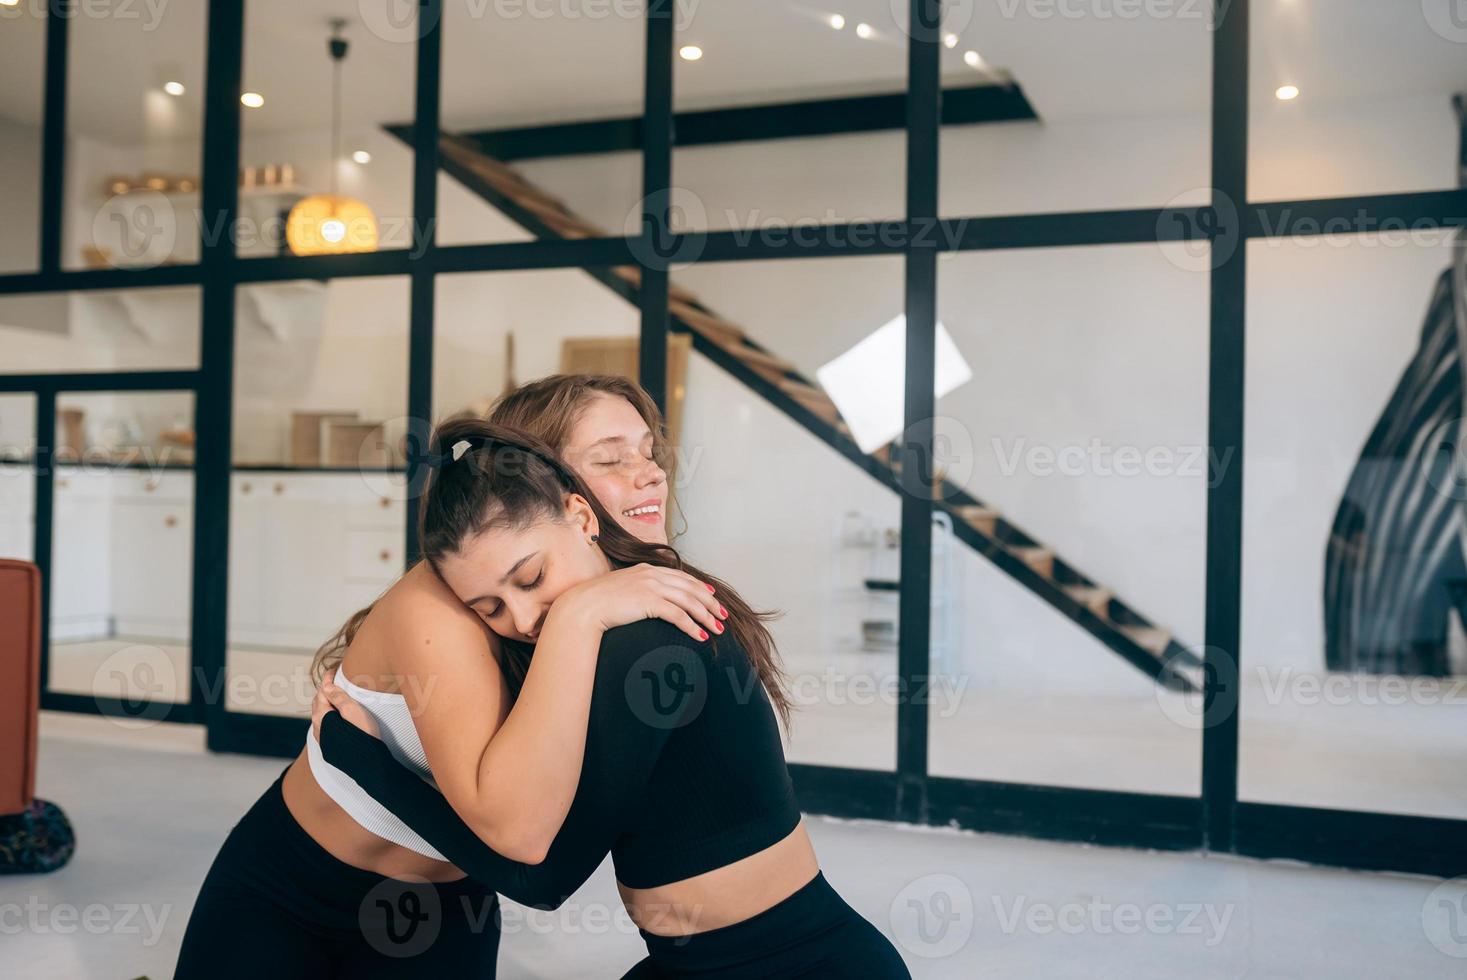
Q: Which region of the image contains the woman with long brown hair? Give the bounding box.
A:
[314,417,911,977]
[175,375,729,978]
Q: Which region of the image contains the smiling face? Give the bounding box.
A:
[560,392,669,545]
[436,494,610,643]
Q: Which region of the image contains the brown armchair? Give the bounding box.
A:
[0,558,74,874]
[0,559,40,815]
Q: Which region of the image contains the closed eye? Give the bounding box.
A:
[476,567,544,618]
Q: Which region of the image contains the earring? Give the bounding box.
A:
[590,533,600,544]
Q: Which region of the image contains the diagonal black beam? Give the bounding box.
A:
[429,83,1037,163]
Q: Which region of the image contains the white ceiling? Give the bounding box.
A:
[0,1,1462,144]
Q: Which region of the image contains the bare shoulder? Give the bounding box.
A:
[365,562,499,665]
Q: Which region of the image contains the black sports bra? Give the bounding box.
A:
[319,618,801,908]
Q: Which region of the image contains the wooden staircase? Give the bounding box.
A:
[413,129,1205,692]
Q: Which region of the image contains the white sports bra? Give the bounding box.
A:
[305,668,449,862]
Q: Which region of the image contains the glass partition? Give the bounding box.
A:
[0,1,46,273]
[928,243,1208,795]
[1239,230,1467,818]
[225,275,410,719]
[63,0,206,270]
[47,390,196,718]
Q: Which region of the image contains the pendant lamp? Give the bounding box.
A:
[286,19,379,256]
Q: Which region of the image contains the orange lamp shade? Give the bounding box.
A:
[285,194,379,255]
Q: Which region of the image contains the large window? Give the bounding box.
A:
[2,0,1464,878]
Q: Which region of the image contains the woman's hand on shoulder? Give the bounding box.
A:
[550,563,727,643]
[311,678,381,742]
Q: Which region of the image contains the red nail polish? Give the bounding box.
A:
[706,583,716,593]
[719,606,727,618]
[714,621,724,633]
[699,629,709,641]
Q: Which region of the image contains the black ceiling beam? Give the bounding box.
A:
[417,82,1036,163]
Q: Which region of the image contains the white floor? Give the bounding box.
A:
[48,639,1467,820]
[1,713,1463,979]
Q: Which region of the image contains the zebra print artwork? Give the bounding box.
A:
[1324,239,1467,677]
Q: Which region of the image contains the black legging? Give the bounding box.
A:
[617,873,910,979]
[174,767,501,978]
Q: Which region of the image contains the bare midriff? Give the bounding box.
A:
[617,822,820,937]
[280,752,470,883]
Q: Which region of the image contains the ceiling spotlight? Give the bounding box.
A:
[855,22,874,39]
[829,14,846,30]
[240,92,264,108]
[1275,84,1299,101]
[0,1,20,7]
[679,45,704,62]
[963,50,984,68]
[944,33,958,49]
[163,81,186,97]
[352,150,371,164]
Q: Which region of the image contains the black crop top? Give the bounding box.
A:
[319,618,801,909]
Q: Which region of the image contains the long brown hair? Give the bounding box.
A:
[488,373,680,521]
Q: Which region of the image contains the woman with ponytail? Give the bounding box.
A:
[313,418,911,978]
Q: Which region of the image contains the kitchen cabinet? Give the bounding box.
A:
[110,472,193,639]
[50,470,113,641]
[227,472,406,651]
[0,467,34,562]
[46,469,407,653]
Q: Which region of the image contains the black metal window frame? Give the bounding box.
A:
[3,0,1466,878]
